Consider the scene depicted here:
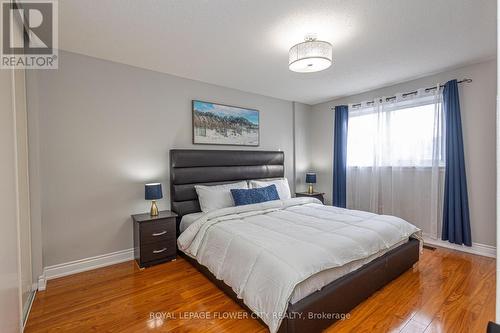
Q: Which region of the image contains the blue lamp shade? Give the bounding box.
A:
[145,183,163,200]
[306,173,317,184]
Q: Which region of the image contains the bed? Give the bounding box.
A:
[170,149,421,333]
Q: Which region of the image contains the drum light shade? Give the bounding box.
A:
[306,173,317,184]
[289,38,333,73]
[145,183,163,200]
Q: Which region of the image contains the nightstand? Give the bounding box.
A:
[295,192,325,204]
[132,210,178,268]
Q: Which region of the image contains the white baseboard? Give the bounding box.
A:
[37,275,46,291]
[422,235,496,258]
[38,248,134,290]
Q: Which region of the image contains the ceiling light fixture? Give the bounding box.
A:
[288,35,333,73]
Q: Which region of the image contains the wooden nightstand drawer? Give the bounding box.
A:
[140,242,176,263]
[132,210,178,268]
[140,219,176,245]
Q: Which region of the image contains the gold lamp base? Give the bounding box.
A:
[150,200,159,216]
[308,184,314,194]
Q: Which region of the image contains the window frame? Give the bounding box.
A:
[347,94,444,168]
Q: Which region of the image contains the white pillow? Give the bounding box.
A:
[249,178,291,200]
[195,181,248,212]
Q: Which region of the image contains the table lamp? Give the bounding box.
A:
[145,183,162,216]
[306,173,316,194]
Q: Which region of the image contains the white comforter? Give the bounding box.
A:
[178,197,421,333]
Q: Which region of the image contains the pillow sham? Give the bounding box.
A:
[249,178,291,200]
[195,181,248,212]
[230,185,280,206]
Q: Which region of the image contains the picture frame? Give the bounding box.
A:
[192,100,260,146]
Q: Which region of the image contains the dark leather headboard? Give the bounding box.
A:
[170,149,285,219]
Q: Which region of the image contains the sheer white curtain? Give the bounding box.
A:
[346,88,444,239]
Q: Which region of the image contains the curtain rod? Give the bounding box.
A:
[333,78,472,109]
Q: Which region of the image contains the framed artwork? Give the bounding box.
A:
[192,100,259,146]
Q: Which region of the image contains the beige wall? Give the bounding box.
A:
[293,102,312,193]
[0,69,22,332]
[0,2,33,329]
[13,68,33,322]
[27,51,305,267]
[310,59,497,246]
[26,70,43,284]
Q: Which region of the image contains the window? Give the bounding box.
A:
[347,99,443,167]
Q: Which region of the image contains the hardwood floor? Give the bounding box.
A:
[25,247,495,333]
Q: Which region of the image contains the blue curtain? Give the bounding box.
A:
[333,105,348,207]
[442,80,472,246]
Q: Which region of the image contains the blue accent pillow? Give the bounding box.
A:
[230,184,280,206]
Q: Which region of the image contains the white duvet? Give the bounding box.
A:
[178,197,421,333]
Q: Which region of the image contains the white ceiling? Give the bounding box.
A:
[59,0,496,105]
